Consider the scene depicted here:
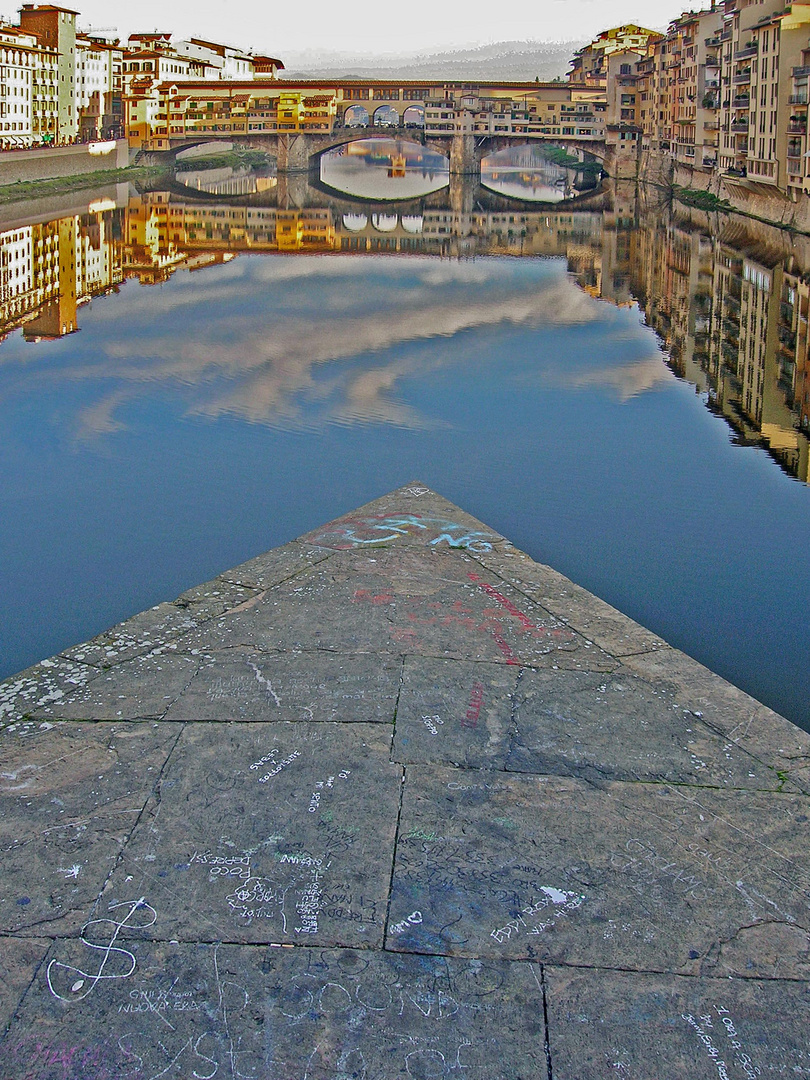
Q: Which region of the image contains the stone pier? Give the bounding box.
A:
[1,483,809,1078]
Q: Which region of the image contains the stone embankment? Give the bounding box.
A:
[1,483,808,1078]
[0,140,129,188]
[639,149,810,233]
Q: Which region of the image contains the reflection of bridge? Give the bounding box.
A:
[158,168,611,216]
[153,128,608,176]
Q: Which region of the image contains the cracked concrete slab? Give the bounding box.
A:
[393,657,519,769]
[100,722,401,947]
[28,652,200,721]
[508,666,783,789]
[58,602,200,670]
[392,660,782,790]
[622,646,810,793]
[0,721,181,935]
[180,546,613,671]
[163,649,400,722]
[472,545,667,657]
[6,942,547,1080]
[0,658,101,732]
[0,936,50,1033]
[544,966,810,1078]
[387,766,810,976]
[219,539,333,589]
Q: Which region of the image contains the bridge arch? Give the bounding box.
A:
[403,105,424,128]
[342,213,368,231]
[343,105,370,128]
[371,213,398,232]
[373,105,399,127]
[401,215,423,233]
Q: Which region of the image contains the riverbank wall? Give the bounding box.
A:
[0,140,129,187]
[0,182,131,231]
[638,148,810,233]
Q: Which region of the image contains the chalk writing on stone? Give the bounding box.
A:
[609,838,707,900]
[310,514,495,552]
[490,889,585,944]
[391,911,424,934]
[47,897,156,1002]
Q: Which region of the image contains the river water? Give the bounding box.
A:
[2,145,809,731]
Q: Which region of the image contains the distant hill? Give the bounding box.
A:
[281,40,585,82]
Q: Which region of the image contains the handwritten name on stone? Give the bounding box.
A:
[491,889,585,943]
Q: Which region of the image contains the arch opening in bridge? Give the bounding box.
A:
[342,213,369,231]
[480,144,574,203]
[320,138,448,202]
[401,215,423,234]
[403,105,424,128]
[343,105,370,128]
[371,213,398,232]
[373,105,399,128]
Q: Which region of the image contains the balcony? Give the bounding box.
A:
[734,43,757,60]
[733,69,752,84]
[731,95,750,108]
[731,119,749,132]
[792,65,810,78]
[788,142,803,158]
[788,94,809,105]
[705,36,721,47]
[788,118,808,133]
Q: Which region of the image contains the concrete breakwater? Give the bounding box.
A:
[0,483,808,1077]
[0,140,129,187]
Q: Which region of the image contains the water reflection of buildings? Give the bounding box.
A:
[4,185,810,481]
[0,206,123,342]
[631,198,810,481]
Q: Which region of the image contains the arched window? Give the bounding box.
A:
[343,104,369,127]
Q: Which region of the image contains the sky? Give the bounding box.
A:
[53,0,714,57]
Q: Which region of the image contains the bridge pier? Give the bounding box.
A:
[449,133,479,176]
[276,169,311,209]
[276,133,317,174]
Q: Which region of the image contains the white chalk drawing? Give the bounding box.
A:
[46,897,156,1002]
[491,888,585,943]
[390,911,423,934]
[422,715,444,736]
[682,1007,763,1080]
[247,661,282,707]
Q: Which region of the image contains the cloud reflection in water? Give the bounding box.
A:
[3,255,659,439]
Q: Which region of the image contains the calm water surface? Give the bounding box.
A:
[1,161,809,731]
